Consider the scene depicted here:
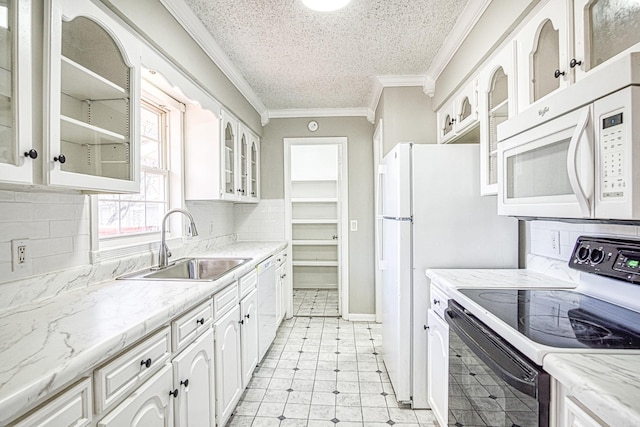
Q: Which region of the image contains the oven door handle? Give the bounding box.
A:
[445,306,543,399]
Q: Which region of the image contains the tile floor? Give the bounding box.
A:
[226,316,438,426]
[292,289,340,317]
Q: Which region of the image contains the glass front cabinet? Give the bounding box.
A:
[0,0,34,185]
[235,122,260,203]
[573,0,640,81]
[44,0,141,192]
[478,42,517,196]
[515,0,570,112]
[436,78,478,144]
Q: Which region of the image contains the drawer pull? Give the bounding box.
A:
[196,318,205,325]
[140,358,152,369]
[245,313,251,319]
[180,379,190,388]
[169,389,179,398]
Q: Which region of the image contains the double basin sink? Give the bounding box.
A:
[118,257,252,282]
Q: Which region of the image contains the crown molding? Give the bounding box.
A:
[159,0,267,119]
[268,108,373,123]
[425,0,492,83]
[368,75,433,117]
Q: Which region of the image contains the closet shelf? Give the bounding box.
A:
[292,261,338,267]
[292,240,339,246]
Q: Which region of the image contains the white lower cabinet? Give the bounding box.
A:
[240,289,259,388]
[172,328,215,427]
[214,303,243,427]
[97,364,174,427]
[427,309,449,427]
[13,378,92,427]
[564,396,606,427]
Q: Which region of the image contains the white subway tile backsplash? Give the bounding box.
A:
[31,237,74,258]
[0,190,14,201]
[235,199,285,241]
[0,221,50,241]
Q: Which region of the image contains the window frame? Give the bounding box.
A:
[90,81,186,263]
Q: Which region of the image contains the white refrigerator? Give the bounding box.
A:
[378,143,518,408]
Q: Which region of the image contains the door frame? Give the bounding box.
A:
[284,137,350,319]
[373,119,383,323]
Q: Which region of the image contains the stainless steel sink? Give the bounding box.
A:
[118,257,251,281]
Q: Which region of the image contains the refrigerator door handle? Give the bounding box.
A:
[376,165,387,270]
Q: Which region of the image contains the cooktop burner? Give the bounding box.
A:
[457,289,640,349]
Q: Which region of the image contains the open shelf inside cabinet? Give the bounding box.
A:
[61,56,126,100]
[60,115,126,145]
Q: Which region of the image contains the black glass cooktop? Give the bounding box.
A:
[457,289,640,349]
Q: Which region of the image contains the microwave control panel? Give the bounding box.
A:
[600,110,626,199]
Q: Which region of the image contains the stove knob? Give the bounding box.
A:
[590,248,605,264]
[576,246,590,262]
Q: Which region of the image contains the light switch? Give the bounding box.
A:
[350,220,358,231]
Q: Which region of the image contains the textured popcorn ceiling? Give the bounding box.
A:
[183,0,469,110]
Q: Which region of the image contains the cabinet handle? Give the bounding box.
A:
[424,325,429,330]
[554,69,565,78]
[239,319,244,325]
[245,313,251,319]
[169,389,179,398]
[569,58,582,68]
[140,358,152,368]
[180,379,189,388]
[332,234,338,240]
[433,299,440,305]
[281,274,287,279]
[24,149,38,159]
[53,154,66,164]
[196,318,205,325]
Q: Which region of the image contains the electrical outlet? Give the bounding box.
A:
[350,220,358,231]
[11,239,32,273]
[550,230,560,254]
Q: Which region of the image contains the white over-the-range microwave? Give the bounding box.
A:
[497,52,640,221]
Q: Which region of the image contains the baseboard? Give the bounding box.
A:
[346,313,376,322]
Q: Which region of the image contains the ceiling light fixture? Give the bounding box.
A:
[302,0,351,12]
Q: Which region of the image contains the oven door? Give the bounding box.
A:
[446,302,550,427]
[497,104,593,219]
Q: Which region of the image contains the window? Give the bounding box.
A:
[98,101,169,238]
[92,81,185,258]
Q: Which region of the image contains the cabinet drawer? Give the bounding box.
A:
[214,282,239,319]
[430,284,448,319]
[94,326,171,413]
[14,378,92,427]
[239,270,257,299]
[172,299,214,352]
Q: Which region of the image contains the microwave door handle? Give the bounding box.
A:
[567,106,592,218]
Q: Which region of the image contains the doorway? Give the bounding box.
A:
[284,137,349,318]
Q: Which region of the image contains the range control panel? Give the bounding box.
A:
[570,236,640,283]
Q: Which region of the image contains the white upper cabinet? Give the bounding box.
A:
[515,0,570,111]
[0,0,34,185]
[573,0,640,81]
[44,0,141,192]
[437,78,479,144]
[478,42,517,196]
[184,105,259,203]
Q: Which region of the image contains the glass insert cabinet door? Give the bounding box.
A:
[574,0,640,79]
[0,0,34,184]
[44,0,141,193]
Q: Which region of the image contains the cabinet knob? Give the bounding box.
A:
[196,317,205,325]
[180,379,189,388]
[239,319,244,325]
[53,154,66,164]
[424,325,429,330]
[24,149,38,159]
[251,191,256,196]
[169,389,179,398]
[245,313,251,319]
[140,358,152,368]
[554,69,566,78]
[433,299,440,305]
[332,234,338,240]
[281,273,287,279]
[569,58,582,68]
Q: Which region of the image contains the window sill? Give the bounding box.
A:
[91,236,183,264]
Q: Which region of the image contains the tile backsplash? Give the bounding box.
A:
[0,191,285,311]
[529,220,639,262]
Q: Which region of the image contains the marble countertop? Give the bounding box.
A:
[0,241,286,425]
[545,353,640,427]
